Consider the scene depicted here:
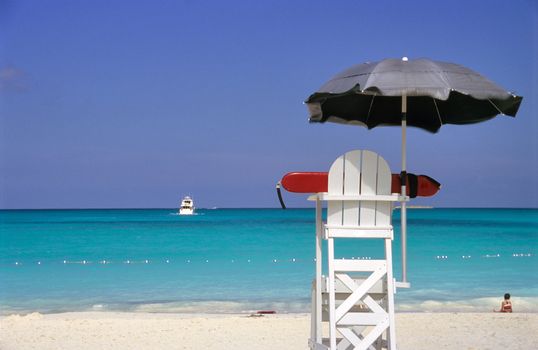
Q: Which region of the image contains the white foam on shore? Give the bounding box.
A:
[397,296,538,313]
[97,296,538,314]
[132,300,310,314]
[4,297,538,316]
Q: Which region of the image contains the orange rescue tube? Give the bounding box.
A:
[281,172,440,198]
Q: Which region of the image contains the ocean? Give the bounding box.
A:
[0,208,537,315]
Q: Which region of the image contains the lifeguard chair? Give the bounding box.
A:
[308,150,405,350]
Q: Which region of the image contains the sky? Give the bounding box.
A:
[0,0,536,209]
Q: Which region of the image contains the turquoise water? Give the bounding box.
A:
[0,208,537,315]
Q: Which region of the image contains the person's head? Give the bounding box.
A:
[504,293,511,300]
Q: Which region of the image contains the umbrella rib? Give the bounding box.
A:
[432,98,443,127]
[365,94,376,124]
[488,99,505,115]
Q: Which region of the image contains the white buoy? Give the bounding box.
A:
[402,56,409,61]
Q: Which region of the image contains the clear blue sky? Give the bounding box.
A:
[0,0,536,209]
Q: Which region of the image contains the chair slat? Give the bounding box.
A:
[327,155,344,226]
[343,151,361,227]
[376,156,392,227]
[359,151,378,227]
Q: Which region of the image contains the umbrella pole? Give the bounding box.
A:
[401,95,408,284]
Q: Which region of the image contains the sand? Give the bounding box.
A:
[1,312,537,350]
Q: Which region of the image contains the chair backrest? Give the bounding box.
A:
[327,150,392,228]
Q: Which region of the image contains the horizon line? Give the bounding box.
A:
[1,207,537,211]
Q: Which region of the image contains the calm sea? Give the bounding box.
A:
[1,208,536,315]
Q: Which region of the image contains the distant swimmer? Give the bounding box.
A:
[494,293,512,313]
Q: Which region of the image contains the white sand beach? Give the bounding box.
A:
[1,312,537,350]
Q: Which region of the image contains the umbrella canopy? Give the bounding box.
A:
[306,58,522,132]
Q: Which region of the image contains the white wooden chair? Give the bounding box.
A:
[309,150,402,350]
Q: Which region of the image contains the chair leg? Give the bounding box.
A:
[310,198,325,349]
[385,239,397,350]
[310,281,315,346]
[327,237,337,349]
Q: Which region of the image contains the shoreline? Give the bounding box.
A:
[2,311,538,350]
[3,294,538,316]
[3,308,538,317]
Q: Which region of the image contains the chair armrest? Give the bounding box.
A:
[308,193,403,202]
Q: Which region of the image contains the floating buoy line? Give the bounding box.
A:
[4,252,534,267]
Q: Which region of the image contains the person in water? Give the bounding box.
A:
[494,293,512,313]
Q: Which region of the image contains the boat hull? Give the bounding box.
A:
[179,208,194,215]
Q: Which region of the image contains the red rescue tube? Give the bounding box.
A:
[281,172,328,193]
[281,172,440,197]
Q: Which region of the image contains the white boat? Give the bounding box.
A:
[179,196,195,215]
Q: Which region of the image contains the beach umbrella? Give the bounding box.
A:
[305,57,523,284]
